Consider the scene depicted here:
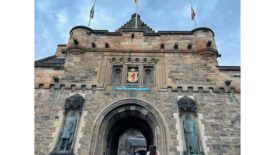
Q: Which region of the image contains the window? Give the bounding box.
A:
[108,58,157,86]
[143,66,153,85]
[112,66,122,84]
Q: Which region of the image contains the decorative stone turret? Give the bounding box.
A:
[116,13,155,33]
[55,44,67,57]
[192,28,219,65]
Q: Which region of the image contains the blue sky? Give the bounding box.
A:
[35,0,240,66]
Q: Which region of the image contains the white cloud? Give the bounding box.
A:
[56,10,70,41]
[36,0,51,13]
[196,0,219,21]
[56,10,68,26]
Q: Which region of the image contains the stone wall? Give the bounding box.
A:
[35,87,240,155]
[35,68,64,88]
[35,27,240,155]
[68,28,216,52]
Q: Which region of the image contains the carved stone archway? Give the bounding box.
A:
[89,98,168,155]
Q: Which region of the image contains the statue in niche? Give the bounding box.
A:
[184,115,199,155]
[58,111,77,151]
[51,94,85,155]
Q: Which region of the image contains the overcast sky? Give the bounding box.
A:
[35,0,240,66]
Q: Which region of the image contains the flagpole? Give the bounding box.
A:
[88,0,97,27]
[189,0,193,6]
[135,1,138,28]
[189,0,197,28]
[88,18,92,27]
[194,19,197,28]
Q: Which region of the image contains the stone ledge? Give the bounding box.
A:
[35,83,98,91]
[161,85,236,93]
[35,83,238,94]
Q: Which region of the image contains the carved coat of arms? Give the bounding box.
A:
[127,68,138,82]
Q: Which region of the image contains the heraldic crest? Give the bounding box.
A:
[127,68,138,83]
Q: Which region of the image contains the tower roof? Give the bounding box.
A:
[116,13,155,33]
[35,55,65,69]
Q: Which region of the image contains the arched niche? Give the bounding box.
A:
[51,93,85,155]
[177,96,205,155]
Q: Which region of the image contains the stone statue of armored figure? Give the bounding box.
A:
[51,94,85,155]
[184,114,200,155]
[58,111,77,151]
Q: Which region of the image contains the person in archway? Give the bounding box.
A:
[146,145,160,155]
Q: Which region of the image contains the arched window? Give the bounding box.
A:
[114,69,121,81]
[144,66,153,85]
[112,66,122,84]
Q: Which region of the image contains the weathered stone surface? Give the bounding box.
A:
[35,14,240,155]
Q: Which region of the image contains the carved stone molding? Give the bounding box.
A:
[177,96,197,113]
[64,94,85,111]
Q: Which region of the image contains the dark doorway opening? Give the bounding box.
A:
[137,150,147,155]
[117,129,147,155]
[106,116,153,155]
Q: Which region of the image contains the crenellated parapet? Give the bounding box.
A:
[34,82,239,94]
[64,25,220,71]
[35,83,98,91]
[66,24,218,56]
[161,85,239,93]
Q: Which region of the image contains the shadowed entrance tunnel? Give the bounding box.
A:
[107,116,153,155]
[89,99,168,155]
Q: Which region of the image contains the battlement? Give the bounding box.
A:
[35,82,239,94]
[162,85,238,93]
[68,26,217,53]
[35,83,98,91]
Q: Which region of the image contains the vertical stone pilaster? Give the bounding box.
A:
[49,110,64,153]
[75,111,88,155]
[197,113,210,155]
[174,112,184,155]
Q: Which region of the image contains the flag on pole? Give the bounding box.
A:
[90,5,95,19]
[134,0,138,4]
[191,6,196,20]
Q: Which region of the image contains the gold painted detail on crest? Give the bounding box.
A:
[127,68,138,82]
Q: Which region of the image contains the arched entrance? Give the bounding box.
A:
[117,129,147,155]
[89,99,168,155]
[106,112,153,154]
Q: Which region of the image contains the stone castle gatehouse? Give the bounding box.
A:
[35,14,240,155]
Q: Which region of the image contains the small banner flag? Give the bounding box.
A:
[134,0,138,4]
[90,5,95,19]
[191,6,196,20]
